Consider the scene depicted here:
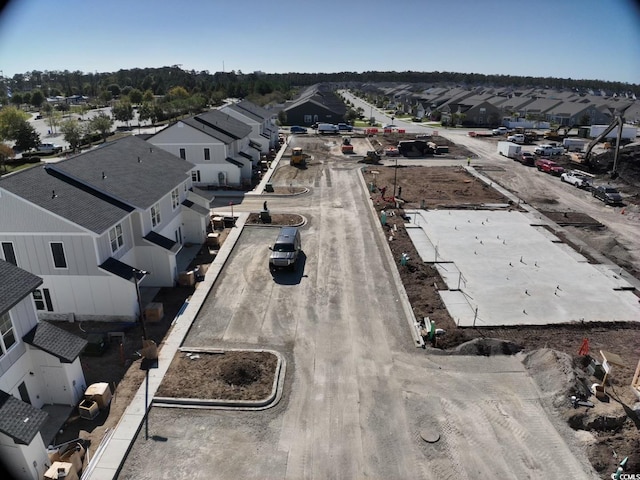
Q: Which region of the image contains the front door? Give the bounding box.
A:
[18,381,31,405]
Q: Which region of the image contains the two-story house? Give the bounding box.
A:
[0,136,210,321]
[220,100,279,153]
[148,110,255,188]
[0,260,87,480]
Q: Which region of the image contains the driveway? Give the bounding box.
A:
[117,144,597,479]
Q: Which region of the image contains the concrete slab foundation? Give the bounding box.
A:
[405,209,640,327]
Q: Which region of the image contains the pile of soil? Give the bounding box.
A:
[156,350,278,401]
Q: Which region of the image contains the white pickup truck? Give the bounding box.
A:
[534,143,563,156]
[36,143,63,154]
[560,170,593,188]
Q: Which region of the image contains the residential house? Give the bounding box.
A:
[148,110,255,188]
[0,260,87,480]
[545,100,610,126]
[0,136,210,321]
[219,100,279,153]
[439,92,502,126]
[282,84,347,126]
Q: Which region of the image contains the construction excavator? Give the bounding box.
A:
[582,106,630,176]
[544,124,574,141]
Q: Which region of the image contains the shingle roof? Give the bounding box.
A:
[190,110,252,141]
[99,257,139,280]
[22,321,87,363]
[284,84,347,115]
[181,199,210,216]
[226,100,271,122]
[0,260,43,316]
[0,390,48,445]
[49,136,193,210]
[0,136,193,233]
[225,157,244,168]
[144,231,180,252]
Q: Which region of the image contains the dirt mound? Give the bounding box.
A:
[219,357,262,386]
[451,337,523,356]
[522,348,589,408]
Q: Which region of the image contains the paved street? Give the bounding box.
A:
[117,149,597,479]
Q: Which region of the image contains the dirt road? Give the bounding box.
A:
[118,146,599,479]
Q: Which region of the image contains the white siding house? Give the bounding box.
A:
[0,136,210,321]
[220,100,279,154]
[0,260,88,480]
[148,109,255,188]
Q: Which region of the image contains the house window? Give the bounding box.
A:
[0,313,16,356]
[179,148,186,160]
[50,242,67,269]
[171,188,180,209]
[151,203,161,227]
[33,289,53,311]
[191,170,201,182]
[204,148,210,161]
[1,242,17,266]
[304,115,312,124]
[109,224,124,253]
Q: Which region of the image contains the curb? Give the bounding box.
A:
[244,214,308,229]
[357,167,425,348]
[153,348,286,411]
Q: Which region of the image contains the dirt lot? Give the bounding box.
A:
[364,165,640,477]
[155,350,277,401]
[56,136,640,478]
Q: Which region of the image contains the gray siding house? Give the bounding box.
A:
[0,136,210,321]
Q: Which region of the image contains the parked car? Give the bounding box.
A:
[383,124,398,129]
[560,170,592,188]
[534,158,565,175]
[492,126,509,135]
[290,126,307,134]
[36,143,63,154]
[337,123,353,131]
[516,151,536,166]
[592,185,623,205]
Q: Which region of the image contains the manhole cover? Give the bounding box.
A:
[420,429,440,443]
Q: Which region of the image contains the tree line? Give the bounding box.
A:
[1,67,637,107]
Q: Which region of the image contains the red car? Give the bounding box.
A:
[535,158,565,175]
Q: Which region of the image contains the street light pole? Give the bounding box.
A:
[133,269,150,340]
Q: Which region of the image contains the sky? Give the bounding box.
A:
[0,0,639,84]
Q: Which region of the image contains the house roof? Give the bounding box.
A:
[49,136,193,210]
[226,100,272,122]
[100,257,134,279]
[0,136,193,234]
[23,320,88,363]
[181,199,210,216]
[0,260,42,316]
[189,110,252,142]
[0,390,48,445]
[144,231,180,253]
[225,157,244,168]
[284,84,347,115]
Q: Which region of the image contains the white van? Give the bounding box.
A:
[317,123,338,134]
